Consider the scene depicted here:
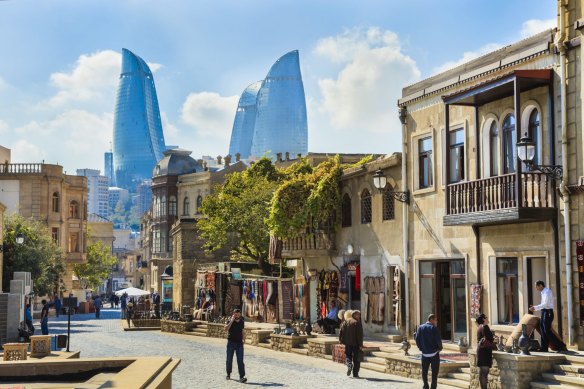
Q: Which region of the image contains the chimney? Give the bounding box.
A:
[285,152,290,161]
[235,153,241,162]
[276,152,282,162]
[224,154,232,167]
[217,155,222,165]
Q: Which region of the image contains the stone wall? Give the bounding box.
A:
[307,338,338,358]
[270,334,313,352]
[468,350,566,389]
[207,323,227,339]
[160,320,194,334]
[385,355,466,379]
[132,318,160,328]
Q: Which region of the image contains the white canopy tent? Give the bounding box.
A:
[114,287,150,297]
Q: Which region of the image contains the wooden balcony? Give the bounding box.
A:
[281,232,336,259]
[444,172,557,226]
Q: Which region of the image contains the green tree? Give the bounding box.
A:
[73,240,117,291]
[2,214,64,296]
[198,157,281,273]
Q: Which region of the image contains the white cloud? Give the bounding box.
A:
[313,27,420,143]
[0,119,9,134]
[180,92,238,140]
[432,43,502,75]
[521,18,556,38]
[11,140,46,164]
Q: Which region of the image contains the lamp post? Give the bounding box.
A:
[516,136,563,180]
[15,232,24,245]
[372,169,410,204]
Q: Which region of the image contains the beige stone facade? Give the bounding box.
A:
[0,162,88,294]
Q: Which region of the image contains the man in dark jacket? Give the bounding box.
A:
[225,309,247,383]
[415,314,442,389]
[343,310,364,378]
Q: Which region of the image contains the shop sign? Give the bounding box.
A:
[162,279,173,303]
[577,240,584,327]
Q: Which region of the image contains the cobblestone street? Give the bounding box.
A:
[45,308,423,389]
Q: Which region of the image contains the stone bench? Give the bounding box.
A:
[385,353,468,379]
[270,334,315,352]
[250,330,273,345]
[307,337,339,358]
[160,320,195,334]
[207,323,227,338]
[30,335,52,358]
[2,343,27,361]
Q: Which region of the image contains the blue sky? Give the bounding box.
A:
[0,0,555,173]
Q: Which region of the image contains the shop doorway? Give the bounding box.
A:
[526,257,546,308]
[419,260,466,341]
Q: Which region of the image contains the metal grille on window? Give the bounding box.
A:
[361,189,372,224]
[382,187,395,221]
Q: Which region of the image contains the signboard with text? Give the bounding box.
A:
[576,240,584,327]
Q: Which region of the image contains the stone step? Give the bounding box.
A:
[530,382,582,389]
[257,343,272,349]
[553,364,584,375]
[295,343,309,349]
[378,346,401,353]
[362,356,386,366]
[460,367,471,374]
[370,351,393,358]
[196,325,209,330]
[564,355,584,365]
[359,362,386,373]
[437,378,469,388]
[290,348,308,356]
[541,372,584,387]
[447,372,471,381]
[323,355,333,361]
[184,331,207,337]
[192,328,207,335]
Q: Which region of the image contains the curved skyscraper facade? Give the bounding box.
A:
[113,48,166,190]
[228,81,261,159]
[229,50,308,160]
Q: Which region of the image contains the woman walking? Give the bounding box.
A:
[476,313,496,389]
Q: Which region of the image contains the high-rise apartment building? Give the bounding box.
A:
[229,50,308,160]
[104,151,114,186]
[77,169,109,218]
[112,48,166,191]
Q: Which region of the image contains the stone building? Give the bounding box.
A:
[0,155,88,295]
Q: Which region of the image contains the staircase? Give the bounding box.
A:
[530,354,584,388]
[290,342,309,356]
[185,323,208,337]
[437,366,471,388]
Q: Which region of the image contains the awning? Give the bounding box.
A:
[443,69,552,106]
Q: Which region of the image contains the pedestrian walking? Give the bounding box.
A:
[529,280,568,352]
[415,313,442,389]
[224,308,247,383]
[120,293,127,319]
[343,310,363,378]
[40,299,50,335]
[94,295,102,319]
[54,296,62,317]
[25,303,34,333]
[476,313,496,389]
[153,291,161,318]
[126,300,134,328]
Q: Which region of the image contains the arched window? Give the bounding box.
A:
[502,114,516,174]
[52,192,60,212]
[69,200,79,219]
[360,189,372,224]
[154,197,160,217]
[341,194,352,227]
[183,197,190,216]
[161,195,167,216]
[528,109,540,166]
[382,186,395,221]
[169,196,177,216]
[196,195,203,214]
[489,121,499,176]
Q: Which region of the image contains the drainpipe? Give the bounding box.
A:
[399,106,410,338]
[557,1,573,346]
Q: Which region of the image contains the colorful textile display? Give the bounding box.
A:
[470,284,482,318]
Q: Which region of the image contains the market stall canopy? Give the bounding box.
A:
[115,287,150,297]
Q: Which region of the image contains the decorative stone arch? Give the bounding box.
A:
[500,108,517,174]
[520,100,544,165]
[480,113,500,178]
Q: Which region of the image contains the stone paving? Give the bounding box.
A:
[43,308,430,389]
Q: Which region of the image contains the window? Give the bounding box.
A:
[448,129,464,183]
[496,258,519,324]
[161,195,167,217]
[69,201,79,219]
[51,228,59,244]
[502,114,516,174]
[169,196,177,216]
[52,192,60,212]
[183,197,190,216]
[153,230,160,253]
[154,197,160,217]
[528,109,540,166]
[341,194,352,227]
[69,232,79,252]
[360,189,372,224]
[382,186,395,221]
[489,121,499,176]
[196,195,203,214]
[418,137,433,189]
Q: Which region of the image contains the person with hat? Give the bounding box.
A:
[343,310,363,378]
[225,308,247,383]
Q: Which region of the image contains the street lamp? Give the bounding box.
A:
[15,232,24,245]
[516,135,563,180]
[372,169,410,204]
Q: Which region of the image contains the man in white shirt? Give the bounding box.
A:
[529,280,567,352]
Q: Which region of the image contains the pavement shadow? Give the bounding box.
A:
[363,377,411,383]
[240,383,284,387]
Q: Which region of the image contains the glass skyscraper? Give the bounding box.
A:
[113,48,166,191]
[229,50,308,160]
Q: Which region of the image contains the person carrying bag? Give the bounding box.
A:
[476,313,497,389]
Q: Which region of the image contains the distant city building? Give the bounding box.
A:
[104,151,114,186]
[228,50,308,160]
[135,179,153,215]
[112,48,166,191]
[108,186,130,215]
[77,169,109,218]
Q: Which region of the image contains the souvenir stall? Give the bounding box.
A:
[194,270,217,320]
[339,259,360,310]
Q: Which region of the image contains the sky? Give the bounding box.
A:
[0,0,556,174]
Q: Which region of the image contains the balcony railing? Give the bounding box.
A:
[0,163,43,174]
[444,172,556,226]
